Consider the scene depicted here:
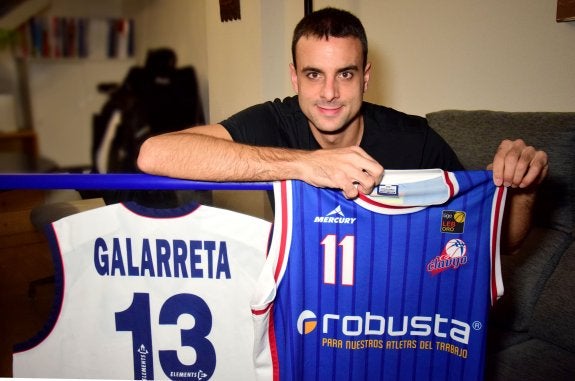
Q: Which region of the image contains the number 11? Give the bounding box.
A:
[321,234,355,286]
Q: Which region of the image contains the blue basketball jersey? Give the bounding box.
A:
[252,170,507,381]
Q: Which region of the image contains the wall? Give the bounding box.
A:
[260,1,301,103]
[204,0,274,220]
[204,0,264,123]
[206,0,574,119]
[357,0,575,115]
[25,0,134,167]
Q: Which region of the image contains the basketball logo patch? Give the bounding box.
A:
[426,238,469,275]
[441,210,465,233]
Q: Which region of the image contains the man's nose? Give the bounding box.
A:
[321,77,339,101]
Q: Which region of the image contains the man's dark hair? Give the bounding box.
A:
[291,7,368,68]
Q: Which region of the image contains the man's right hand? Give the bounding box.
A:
[299,146,384,199]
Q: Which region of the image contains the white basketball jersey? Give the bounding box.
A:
[13,201,271,380]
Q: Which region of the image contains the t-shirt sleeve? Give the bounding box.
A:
[219,97,318,150]
[219,102,283,146]
[361,104,465,171]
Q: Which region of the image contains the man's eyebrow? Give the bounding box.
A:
[300,66,323,73]
[300,65,360,73]
[338,65,360,72]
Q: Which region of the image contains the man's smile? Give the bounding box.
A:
[317,104,344,115]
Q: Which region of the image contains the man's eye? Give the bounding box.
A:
[339,71,353,79]
[306,72,321,79]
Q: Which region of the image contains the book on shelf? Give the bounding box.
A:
[15,16,135,59]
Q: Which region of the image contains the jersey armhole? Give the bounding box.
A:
[13,224,65,353]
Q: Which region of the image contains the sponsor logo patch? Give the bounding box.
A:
[441,210,465,233]
[314,205,356,224]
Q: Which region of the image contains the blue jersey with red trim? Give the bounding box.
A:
[252,170,506,381]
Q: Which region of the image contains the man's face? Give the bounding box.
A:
[290,36,371,144]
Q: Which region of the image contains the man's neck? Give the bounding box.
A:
[312,116,364,149]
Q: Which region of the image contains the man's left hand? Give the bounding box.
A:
[489,139,549,188]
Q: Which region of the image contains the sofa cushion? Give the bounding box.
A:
[489,227,571,331]
[486,326,531,354]
[529,240,575,352]
[427,110,575,233]
[485,338,575,381]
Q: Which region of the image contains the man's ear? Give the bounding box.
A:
[363,62,372,93]
[289,63,299,93]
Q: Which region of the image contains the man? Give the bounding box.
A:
[137,7,548,253]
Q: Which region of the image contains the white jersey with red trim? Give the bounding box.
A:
[13,201,271,380]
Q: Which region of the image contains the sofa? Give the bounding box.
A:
[427,110,575,381]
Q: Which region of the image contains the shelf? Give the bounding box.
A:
[0,129,38,158]
[15,16,135,60]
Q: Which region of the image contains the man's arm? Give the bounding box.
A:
[490,139,549,254]
[137,124,384,198]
